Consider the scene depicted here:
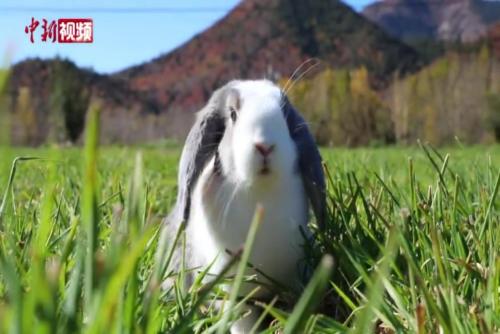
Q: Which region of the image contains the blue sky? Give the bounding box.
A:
[0,0,375,74]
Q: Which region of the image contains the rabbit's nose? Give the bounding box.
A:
[254,142,275,157]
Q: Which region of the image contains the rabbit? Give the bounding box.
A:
[163,79,326,333]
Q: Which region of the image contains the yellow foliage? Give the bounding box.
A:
[392,50,499,144]
[350,67,370,95]
[16,87,38,145]
[284,67,393,146]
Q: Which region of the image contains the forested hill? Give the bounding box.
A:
[9,0,421,145]
[363,0,500,44]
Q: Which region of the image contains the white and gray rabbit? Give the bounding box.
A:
[164,79,326,333]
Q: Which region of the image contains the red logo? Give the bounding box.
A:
[58,19,93,43]
[24,17,93,43]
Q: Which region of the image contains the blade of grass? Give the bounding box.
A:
[216,204,264,334]
[283,254,333,334]
[86,226,155,334]
[0,157,41,222]
[249,296,278,334]
[170,249,241,334]
[479,172,499,240]
[81,104,100,318]
[123,152,145,334]
[350,227,399,334]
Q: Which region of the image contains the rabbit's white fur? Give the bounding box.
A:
[189,156,308,291]
[187,80,310,333]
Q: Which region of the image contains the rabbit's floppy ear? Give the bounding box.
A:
[282,95,327,229]
[173,85,232,223]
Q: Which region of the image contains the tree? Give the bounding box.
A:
[486,93,500,141]
[282,67,394,146]
[50,60,90,143]
[391,49,499,145]
[0,69,10,145]
[16,87,38,145]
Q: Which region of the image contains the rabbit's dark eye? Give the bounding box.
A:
[230,107,237,122]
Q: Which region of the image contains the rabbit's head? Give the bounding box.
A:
[172,79,325,226]
[217,80,297,185]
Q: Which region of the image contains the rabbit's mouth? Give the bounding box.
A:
[259,166,270,175]
[258,159,271,175]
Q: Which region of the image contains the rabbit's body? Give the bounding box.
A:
[164,80,326,333]
[188,154,309,296]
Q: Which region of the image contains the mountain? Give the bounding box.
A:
[362,0,500,44]
[9,58,163,144]
[9,0,422,144]
[114,0,421,118]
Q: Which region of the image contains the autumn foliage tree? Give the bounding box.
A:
[486,92,500,141]
[15,87,38,145]
[391,46,500,145]
[283,67,394,146]
[284,45,499,146]
[50,60,90,143]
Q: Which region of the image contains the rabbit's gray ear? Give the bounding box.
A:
[282,95,327,229]
[172,87,230,224]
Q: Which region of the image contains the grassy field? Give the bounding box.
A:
[0,114,499,333]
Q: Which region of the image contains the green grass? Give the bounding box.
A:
[0,115,499,333]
